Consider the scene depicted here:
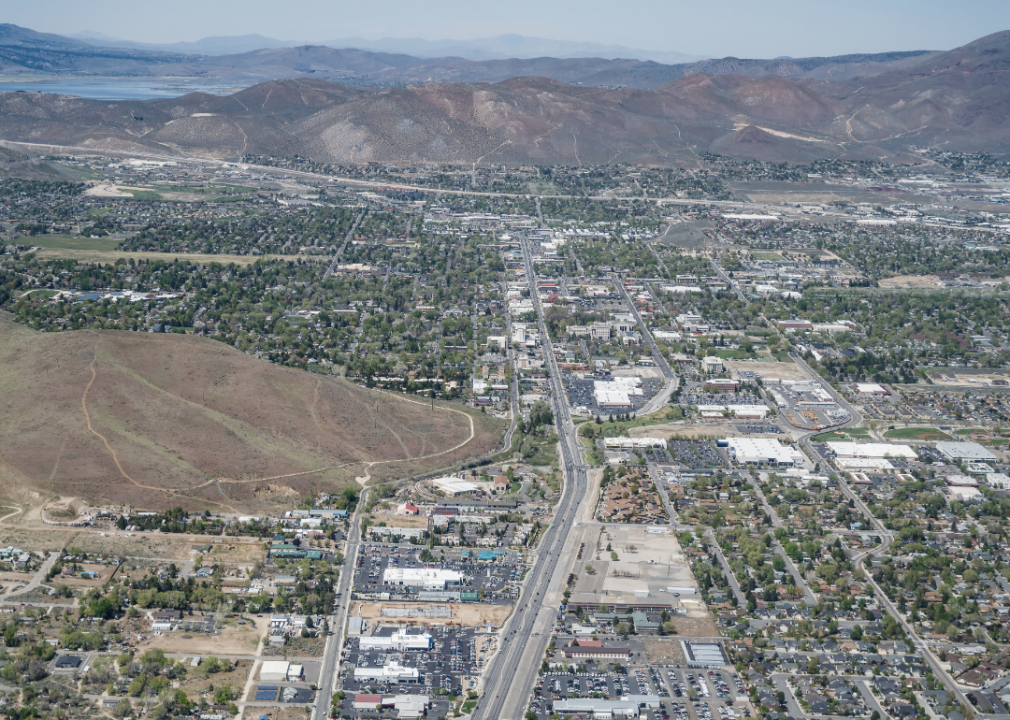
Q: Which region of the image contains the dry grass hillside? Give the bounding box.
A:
[0,319,504,512]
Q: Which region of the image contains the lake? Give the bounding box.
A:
[0,80,246,100]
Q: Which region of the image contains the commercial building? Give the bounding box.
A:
[561,645,632,661]
[701,356,724,374]
[367,526,427,540]
[358,628,433,651]
[382,568,464,591]
[825,442,918,460]
[705,378,739,392]
[603,438,668,450]
[552,699,640,718]
[260,661,302,683]
[936,442,997,462]
[726,438,805,467]
[854,383,890,395]
[353,660,420,684]
[681,641,727,668]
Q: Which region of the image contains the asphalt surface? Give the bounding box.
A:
[472,237,592,720]
[614,280,679,416]
[312,486,369,720]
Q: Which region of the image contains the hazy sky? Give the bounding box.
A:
[11,0,1010,57]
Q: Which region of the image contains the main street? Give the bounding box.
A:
[472,235,595,720]
[312,487,369,720]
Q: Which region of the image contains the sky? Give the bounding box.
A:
[9,0,1010,58]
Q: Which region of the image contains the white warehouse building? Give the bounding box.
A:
[353,660,420,684]
[382,568,465,591]
[358,628,434,651]
[603,438,668,450]
[825,442,918,460]
[726,438,805,467]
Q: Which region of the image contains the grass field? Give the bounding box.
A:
[31,247,308,266]
[126,189,164,201]
[883,427,953,441]
[812,427,870,442]
[752,251,784,261]
[29,234,123,252]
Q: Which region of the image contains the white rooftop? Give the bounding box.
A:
[826,442,917,459]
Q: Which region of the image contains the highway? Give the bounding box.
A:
[472,236,593,720]
[312,487,370,720]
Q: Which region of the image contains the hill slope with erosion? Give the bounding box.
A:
[0,319,503,512]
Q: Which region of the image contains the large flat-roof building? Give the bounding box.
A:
[358,628,433,651]
[825,442,918,459]
[552,699,640,718]
[936,442,997,462]
[382,568,464,591]
[353,660,420,684]
[727,438,805,467]
[681,641,727,668]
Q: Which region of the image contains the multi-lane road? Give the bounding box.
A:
[472,237,597,720]
[313,487,369,720]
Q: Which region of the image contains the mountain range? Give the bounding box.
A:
[0,23,934,89]
[69,30,707,64]
[1,26,1009,166]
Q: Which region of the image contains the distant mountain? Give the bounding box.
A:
[317,34,707,64]
[3,26,1010,166]
[72,28,705,63]
[0,23,938,91]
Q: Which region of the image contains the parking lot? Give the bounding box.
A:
[565,377,664,416]
[338,625,488,717]
[354,545,524,604]
[668,440,724,468]
[528,666,752,720]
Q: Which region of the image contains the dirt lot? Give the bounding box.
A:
[367,513,429,529]
[643,638,685,665]
[68,531,200,560]
[354,602,512,628]
[671,614,719,638]
[630,422,735,440]
[263,635,325,658]
[177,659,253,693]
[203,542,268,564]
[0,527,76,552]
[140,619,268,656]
[726,359,807,382]
[878,275,940,288]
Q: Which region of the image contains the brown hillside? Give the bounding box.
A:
[0,319,503,512]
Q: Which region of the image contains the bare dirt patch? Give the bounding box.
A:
[139,620,268,656]
[725,359,807,382]
[353,602,512,628]
[671,614,719,638]
[177,659,253,694]
[877,274,940,288]
[643,638,685,665]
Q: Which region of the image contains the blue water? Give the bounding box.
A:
[0,81,245,100]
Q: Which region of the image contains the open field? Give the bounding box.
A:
[643,638,685,665]
[140,618,268,655]
[877,275,941,288]
[0,318,505,513]
[26,233,311,265]
[883,427,953,441]
[354,602,512,628]
[725,359,807,382]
